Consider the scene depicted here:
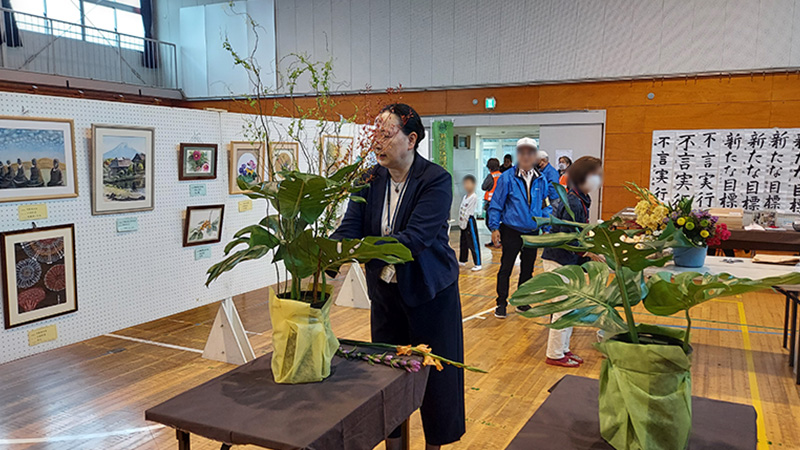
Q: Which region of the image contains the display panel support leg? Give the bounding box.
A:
[400,419,410,450]
[784,294,791,348]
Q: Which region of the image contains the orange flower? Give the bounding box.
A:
[423,355,444,371]
[415,344,432,354]
[396,345,413,356]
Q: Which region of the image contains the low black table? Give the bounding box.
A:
[145,352,429,450]
[507,375,757,450]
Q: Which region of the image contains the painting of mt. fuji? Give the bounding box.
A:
[92,125,154,215]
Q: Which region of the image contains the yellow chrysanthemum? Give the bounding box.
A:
[676,217,686,226]
[700,230,709,238]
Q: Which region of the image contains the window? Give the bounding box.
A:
[10,0,145,51]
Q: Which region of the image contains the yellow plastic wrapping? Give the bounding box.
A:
[269,288,339,384]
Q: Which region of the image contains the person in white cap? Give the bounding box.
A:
[486,137,558,318]
[536,150,560,187]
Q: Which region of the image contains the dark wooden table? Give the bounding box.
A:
[714,229,800,252]
[507,375,757,450]
[145,353,429,450]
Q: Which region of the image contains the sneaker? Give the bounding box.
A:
[515,305,531,313]
[471,265,482,271]
[494,306,507,319]
[565,352,584,364]
[458,261,467,267]
[546,356,581,368]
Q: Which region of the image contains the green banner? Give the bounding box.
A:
[431,120,453,175]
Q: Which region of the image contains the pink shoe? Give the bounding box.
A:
[545,356,580,368]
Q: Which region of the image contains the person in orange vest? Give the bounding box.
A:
[481,158,502,245]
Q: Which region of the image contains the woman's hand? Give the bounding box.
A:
[587,252,606,263]
[491,230,501,247]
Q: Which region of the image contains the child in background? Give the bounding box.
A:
[458,175,482,271]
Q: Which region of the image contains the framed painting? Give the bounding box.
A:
[179,143,218,180]
[1,224,77,329]
[91,125,155,215]
[320,135,353,176]
[268,141,299,181]
[0,116,78,203]
[183,205,225,247]
[229,141,265,195]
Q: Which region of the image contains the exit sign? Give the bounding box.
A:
[485,97,496,110]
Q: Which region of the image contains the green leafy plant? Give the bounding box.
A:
[510,183,800,346]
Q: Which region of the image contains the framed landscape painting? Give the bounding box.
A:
[183,205,225,247]
[92,125,155,215]
[320,135,353,176]
[229,141,264,195]
[179,143,218,180]
[1,224,77,329]
[0,116,78,203]
[268,141,299,181]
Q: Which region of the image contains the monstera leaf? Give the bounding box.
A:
[509,262,648,334]
[644,271,800,316]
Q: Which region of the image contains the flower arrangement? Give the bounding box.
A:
[337,340,487,373]
[188,150,210,173]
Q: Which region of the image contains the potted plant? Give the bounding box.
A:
[510,183,800,450]
[627,184,731,267]
[206,166,413,384]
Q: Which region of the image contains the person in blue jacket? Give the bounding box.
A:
[331,104,464,450]
[536,150,560,187]
[488,138,558,318]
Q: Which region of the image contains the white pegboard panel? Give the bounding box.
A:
[0,91,348,364]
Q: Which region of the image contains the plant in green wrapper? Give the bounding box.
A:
[205,5,413,384]
[510,182,800,450]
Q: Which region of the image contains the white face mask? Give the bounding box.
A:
[583,174,602,192]
[557,163,566,171]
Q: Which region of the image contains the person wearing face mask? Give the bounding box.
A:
[557,156,572,186]
[331,103,464,450]
[536,150,560,188]
[541,156,604,367]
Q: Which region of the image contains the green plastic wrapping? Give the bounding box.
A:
[269,288,339,384]
[595,324,692,450]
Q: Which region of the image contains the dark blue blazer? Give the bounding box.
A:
[331,152,459,307]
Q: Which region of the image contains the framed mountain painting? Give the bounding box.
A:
[91,125,155,215]
[0,116,78,203]
[1,224,77,329]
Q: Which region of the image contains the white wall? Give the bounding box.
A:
[269,0,800,94]
[0,91,327,364]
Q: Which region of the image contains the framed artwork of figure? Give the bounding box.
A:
[179,143,218,180]
[268,141,299,181]
[319,135,353,176]
[1,224,78,329]
[229,141,265,195]
[91,125,155,215]
[0,116,78,203]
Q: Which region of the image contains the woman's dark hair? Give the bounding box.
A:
[380,103,425,150]
[558,156,573,166]
[503,154,513,163]
[486,158,500,172]
[566,156,602,188]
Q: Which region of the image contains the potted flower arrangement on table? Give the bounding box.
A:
[509,183,800,450]
[627,184,731,267]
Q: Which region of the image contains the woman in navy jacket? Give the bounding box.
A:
[331,104,464,449]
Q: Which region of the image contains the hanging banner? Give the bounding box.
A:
[650,128,800,212]
[432,120,454,176]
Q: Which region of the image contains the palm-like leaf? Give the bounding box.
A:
[509,262,647,334]
[644,271,800,316]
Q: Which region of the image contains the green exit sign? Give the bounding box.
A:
[485,97,496,110]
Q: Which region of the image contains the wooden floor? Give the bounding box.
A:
[1,230,799,450]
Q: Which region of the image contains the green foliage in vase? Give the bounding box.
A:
[510,182,800,348]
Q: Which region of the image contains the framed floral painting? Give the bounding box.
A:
[183,205,225,247]
[229,141,264,195]
[91,125,155,215]
[0,116,78,203]
[179,143,218,180]
[319,135,353,176]
[268,141,299,181]
[1,224,77,329]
